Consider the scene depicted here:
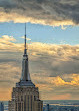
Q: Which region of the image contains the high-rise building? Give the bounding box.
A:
[8,24,43,111]
[0,102,4,111]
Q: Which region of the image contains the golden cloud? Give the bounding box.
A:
[33,74,79,88]
[0,10,74,27]
[0,35,23,51]
[0,35,79,61]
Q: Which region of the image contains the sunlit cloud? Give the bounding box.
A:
[21,36,31,41]
[0,35,23,51]
[0,0,79,26]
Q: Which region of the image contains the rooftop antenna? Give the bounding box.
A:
[24,23,27,55]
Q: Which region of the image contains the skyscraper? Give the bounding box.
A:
[0,102,4,111]
[8,24,43,111]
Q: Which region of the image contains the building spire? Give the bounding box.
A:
[16,23,35,87]
[20,23,31,81]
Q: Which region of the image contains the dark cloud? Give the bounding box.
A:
[29,52,79,77]
[0,0,79,25]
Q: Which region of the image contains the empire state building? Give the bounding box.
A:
[8,24,43,111]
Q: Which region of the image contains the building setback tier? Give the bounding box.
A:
[8,86,43,111]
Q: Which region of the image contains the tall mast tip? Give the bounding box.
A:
[24,23,27,54]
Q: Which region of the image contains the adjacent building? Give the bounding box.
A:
[0,102,4,111]
[8,24,43,111]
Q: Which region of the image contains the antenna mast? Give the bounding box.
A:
[24,23,27,55]
[25,23,26,49]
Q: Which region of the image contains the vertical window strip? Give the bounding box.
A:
[28,95,29,111]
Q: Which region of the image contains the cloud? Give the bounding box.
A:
[21,36,31,41]
[1,35,79,76]
[0,35,23,51]
[0,35,16,42]
[34,74,79,91]
[1,35,79,100]
[0,0,79,26]
[0,62,21,100]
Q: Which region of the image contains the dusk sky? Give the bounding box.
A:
[0,0,79,100]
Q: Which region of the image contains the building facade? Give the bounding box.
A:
[8,25,43,111]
